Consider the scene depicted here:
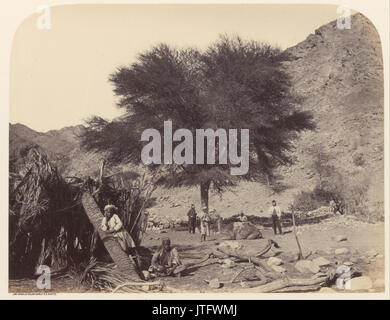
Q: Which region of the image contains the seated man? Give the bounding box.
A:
[148,237,181,276]
[238,211,248,222]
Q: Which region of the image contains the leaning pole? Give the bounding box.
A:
[81,192,140,280]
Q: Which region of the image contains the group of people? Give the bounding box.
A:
[99,199,284,279]
[101,204,181,278]
[187,204,212,241]
[186,199,284,239]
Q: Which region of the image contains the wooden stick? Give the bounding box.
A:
[291,206,304,260]
[254,240,277,257]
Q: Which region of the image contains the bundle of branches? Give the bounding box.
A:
[74,258,162,292]
[9,147,156,278]
[9,147,79,276]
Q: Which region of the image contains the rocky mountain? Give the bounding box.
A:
[282,13,383,213]
[9,13,384,218]
[9,123,102,176]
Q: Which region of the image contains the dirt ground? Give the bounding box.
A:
[9,214,385,294]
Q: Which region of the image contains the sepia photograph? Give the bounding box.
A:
[6,2,388,297]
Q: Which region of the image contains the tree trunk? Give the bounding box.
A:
[200,181,211,212]
[81,192,140,281]
[216,244,275,273]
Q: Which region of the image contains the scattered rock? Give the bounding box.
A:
[366,249,378,258]
[267,257,283,266]
[272,265,286,273]
[335,235,348,242]
[350,256,359,263]
[335,248,349,255]
[312,257,331,267]
[208,278,221,289]
[345,276,373,291]
[295,260,320,274]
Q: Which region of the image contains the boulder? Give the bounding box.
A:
[233,222,262,240]
[267,257,283,266]
[335,248,350,255]
[312,257,331,267]
[345,276,373,291]
[343,261,353,266]
[295,260,320,274]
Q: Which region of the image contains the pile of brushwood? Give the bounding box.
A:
[9,146,156,290]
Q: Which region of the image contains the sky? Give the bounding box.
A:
[10,4,342,132]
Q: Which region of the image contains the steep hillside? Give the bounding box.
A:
[9,13,384,219]
[9,123,98,175]
[282,13,384,211]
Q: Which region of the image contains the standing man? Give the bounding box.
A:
[269,200,283,235]
[187,204,197,234]
[199,207,211,241]
[238,211,248,222]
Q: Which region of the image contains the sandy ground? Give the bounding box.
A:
[9,215,385,294]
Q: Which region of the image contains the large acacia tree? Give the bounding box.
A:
[80,36,315,211]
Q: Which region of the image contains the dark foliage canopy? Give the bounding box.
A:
[80,36,315,192]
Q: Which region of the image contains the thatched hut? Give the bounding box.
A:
[9,146,155,283]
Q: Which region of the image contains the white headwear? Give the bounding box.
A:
[104,204,117,213]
